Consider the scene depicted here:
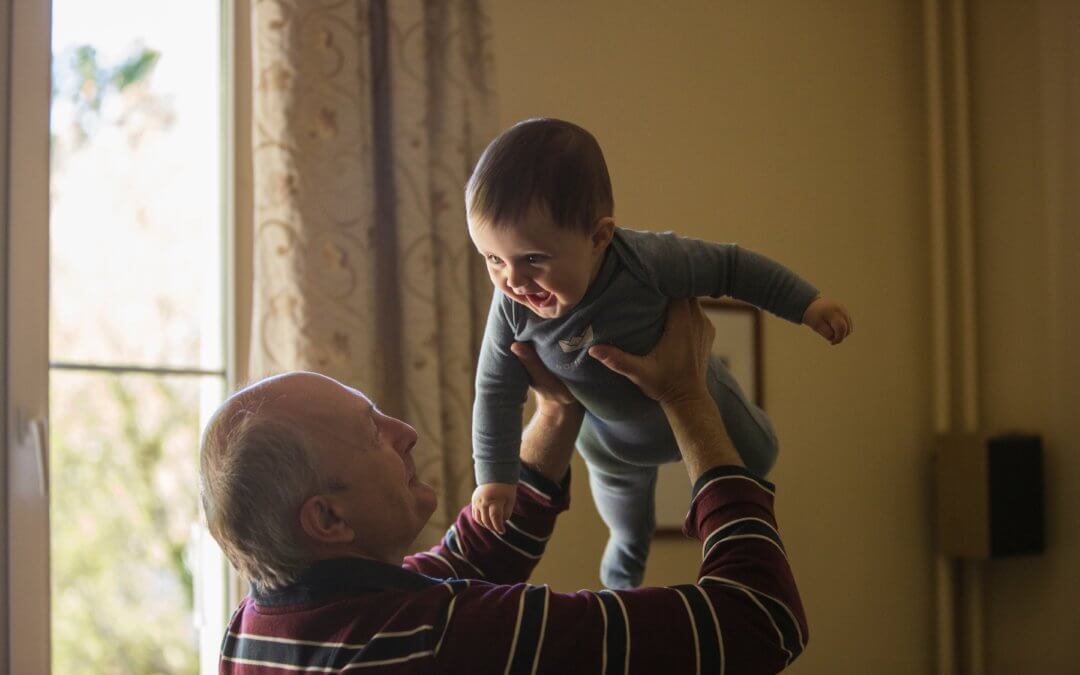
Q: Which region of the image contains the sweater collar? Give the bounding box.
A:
[252,556,440,607]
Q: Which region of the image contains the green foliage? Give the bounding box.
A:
[74,46,105,112]
[111,49,162,92]
[55,43,162,145]
[50,34,205,675]
[51,373,200,675]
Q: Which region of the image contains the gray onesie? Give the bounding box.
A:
[473,227,818,588]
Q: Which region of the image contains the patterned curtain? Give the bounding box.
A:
[250,0,496,546]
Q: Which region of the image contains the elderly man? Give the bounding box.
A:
[201,299,807,674]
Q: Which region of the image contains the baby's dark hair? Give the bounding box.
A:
[466,118,614,233]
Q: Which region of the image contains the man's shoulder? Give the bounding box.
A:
[225,585,463,670]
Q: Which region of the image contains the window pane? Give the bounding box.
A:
[48,1,227,672]
[50,0,223,370]
[50,370,223,674]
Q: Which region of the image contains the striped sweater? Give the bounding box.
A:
[220,464,808,674]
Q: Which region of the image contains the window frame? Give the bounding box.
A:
[5,0,53,672]
[4,0,240,671]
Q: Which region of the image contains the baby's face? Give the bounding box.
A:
[468,209,610,319]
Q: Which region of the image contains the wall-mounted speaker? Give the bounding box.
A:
[935,433,1044,559]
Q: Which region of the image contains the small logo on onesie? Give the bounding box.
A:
[559,325,594,353]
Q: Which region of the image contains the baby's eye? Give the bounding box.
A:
[486,254,503,265]
[524,255,545,265]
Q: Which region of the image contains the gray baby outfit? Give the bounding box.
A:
[473,228,818,588]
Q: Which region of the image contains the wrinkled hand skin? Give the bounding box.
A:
[587,298,716,406]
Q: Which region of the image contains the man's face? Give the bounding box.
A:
[281,373,437,560]
[468,209,608,319]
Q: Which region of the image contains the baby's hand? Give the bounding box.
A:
[471,482,517,534]
[802,297,854,345]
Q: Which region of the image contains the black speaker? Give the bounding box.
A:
[935,432,1044,559]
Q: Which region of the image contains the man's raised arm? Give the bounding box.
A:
[403,342,583,584]
[427,300,808,674]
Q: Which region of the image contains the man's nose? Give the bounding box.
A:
[389,417,418,455]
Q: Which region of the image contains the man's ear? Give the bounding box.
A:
[591,217,615,252]
[299,495,355,545]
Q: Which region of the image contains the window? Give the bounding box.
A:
[47,1,231,672]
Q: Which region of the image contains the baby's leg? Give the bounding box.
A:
[707,357,779,477]
[588,465,658,590]
[578,417,658,590]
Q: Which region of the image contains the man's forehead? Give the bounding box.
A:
[240,372,371,417]
[268,374,381,449]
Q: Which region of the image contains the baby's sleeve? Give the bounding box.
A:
[625,229,819,324]
[472,290,531,485]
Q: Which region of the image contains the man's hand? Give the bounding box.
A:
[510,342,580,413]
[588,299,743,481]
[802,296,854,345]
[587,298,715,406]
[472,482,517,534]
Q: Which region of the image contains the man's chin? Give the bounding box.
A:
[413,481,438,515]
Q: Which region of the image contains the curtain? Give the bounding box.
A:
[250,0,497,545]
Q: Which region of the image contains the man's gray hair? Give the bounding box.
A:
[199,395,332,592]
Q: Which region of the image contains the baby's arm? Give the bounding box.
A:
[474,340,584,533]
[623,229,853,344]
[472,292,531,533]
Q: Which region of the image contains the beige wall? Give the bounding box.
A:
[1,0,10,662]
[970,1,1080,673]
[214,0,1078,670]
[490,2,934,673]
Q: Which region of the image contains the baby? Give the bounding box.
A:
[467,118,852,589]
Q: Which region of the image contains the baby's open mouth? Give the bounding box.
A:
[524,291,556,309]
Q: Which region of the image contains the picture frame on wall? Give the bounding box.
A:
[654,298,764,535]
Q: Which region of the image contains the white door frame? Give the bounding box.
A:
[4,0,53,672]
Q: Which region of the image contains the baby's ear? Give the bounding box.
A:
[591,217,616,251]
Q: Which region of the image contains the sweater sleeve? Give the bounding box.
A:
[431,465,808,675]
[622,229,820,324]
[472,290,531,485]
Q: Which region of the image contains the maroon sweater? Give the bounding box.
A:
[220,464,808,674]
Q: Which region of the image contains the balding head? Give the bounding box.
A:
[200,372,436,591]
[199,372,344,591]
